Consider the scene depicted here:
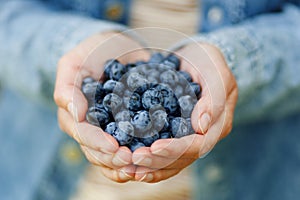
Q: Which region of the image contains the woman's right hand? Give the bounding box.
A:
[53,31,149,182]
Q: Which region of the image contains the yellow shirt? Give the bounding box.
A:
[130,0,200,48]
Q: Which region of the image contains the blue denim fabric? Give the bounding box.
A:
[192,4,300,124]
[200,0,297,32]
[44,0,131,24]
[0,0,300,200]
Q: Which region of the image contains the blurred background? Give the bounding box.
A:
[1,0,300,199]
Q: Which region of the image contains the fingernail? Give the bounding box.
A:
[67,102,78,122]
[152,149,169,157]
[198,113,211,134]
[138,174,147,182]
[139,173,153,182]
[119,170,132,181]
[134,157,152,166]
[112,155,130,166]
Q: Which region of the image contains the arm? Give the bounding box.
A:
[191,4,300,124]
[0,0,149,183]
[0,0,126,108]
[131,4,300,183]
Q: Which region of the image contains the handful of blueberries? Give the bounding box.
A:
[81,53,201,152]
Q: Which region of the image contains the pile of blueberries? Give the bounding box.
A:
[81,53,201,152]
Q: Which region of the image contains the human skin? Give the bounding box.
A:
[54,32,238,183]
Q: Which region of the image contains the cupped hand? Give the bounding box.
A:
[54,31,149,182]
[132,42,238,183]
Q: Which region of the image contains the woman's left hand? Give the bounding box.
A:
[131,42,238,182]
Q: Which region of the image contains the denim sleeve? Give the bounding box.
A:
[175,4,300,124]
[0,0,127,108]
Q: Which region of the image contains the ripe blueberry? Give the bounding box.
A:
[128,138,145,152]
[151,110,169,132]
[103,93,122,114]
[142,88,164,110]
[131,110,152,134]
[113,121,134,145]
[86,106,110,127]
[178,95,197,118]
[171,117,189,138]
[105,122,117,135]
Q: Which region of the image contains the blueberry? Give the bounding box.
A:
[82,77,96,86]
[146,75,158,85]
[103,80,125,95]
[138,64,152,75]
[146,69,160,79]
[131,110,152,134]
[135,60,147,67]
[129,110,135,118]
[127,92,142,111]
[103,80,117,93]
[82,81,98,101]
[113,121,134,145]
[163,93,179,115]
[178,95,197,118]
[95,83,106,104]
[151,110,169,132]
[123,89,132,98]
[126,72,149,93]
[108,61,126,81]
[174,85,184,98]
[186,118,195,134]
[155,84,173,98]
[114,110,131,122]
[165,53,180,70]
[160,70,179,87]
[139,129,160,146]
[86,106,110,127]
[148,52,164,64]
[186,82,201,97]
[94,102,105,110]
[159,132,171,139]
[103,93,122,113]
[161,60,177,71]
[105,122,117,135]
[171,117,189,138]
[154,84,179,114]
[104,59,118,78]
[178,70,192,82]
[142,88,164,110]
[125,63,136,72]
[128,138,145,152]
[149,104,165,114]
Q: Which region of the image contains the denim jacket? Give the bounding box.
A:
[0,0,300,200]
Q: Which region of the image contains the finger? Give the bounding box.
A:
[132,146,194,169]
[176,44,234,134]
[218,88,238,140]
[135,166,180,183]
[197,110,228,156]
[54,84,88,122]
[133,151,195,170]
[54,60,91,122]
[83,148,136,183]
[150,134,205,159]
[81,145,117,169]
[101,164,136,183]
[111,146,133,167]
[58,108,119,154]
